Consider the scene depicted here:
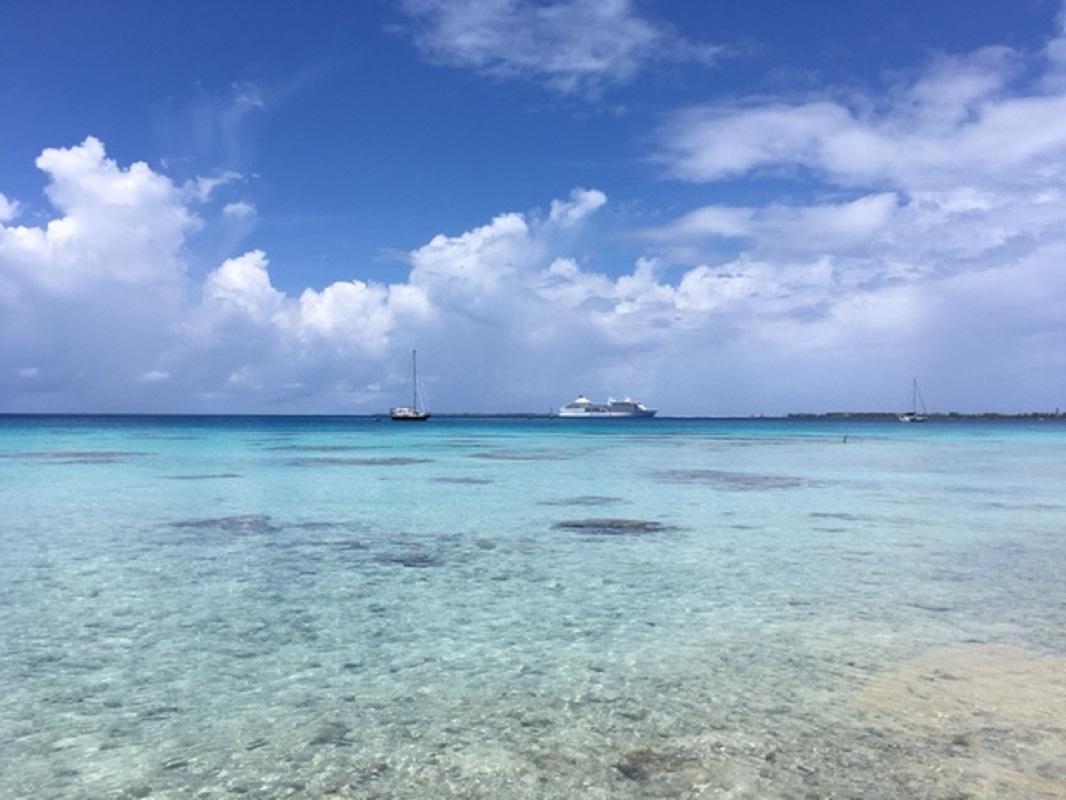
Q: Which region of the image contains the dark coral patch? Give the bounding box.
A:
[553,518,673,535]
[538,496,623,507]
[655,469,805,490]
[286,456,433,466]
[168,514,280,534]
[2,450,150,464]
[616,748,694,781]
[470,451,568,461]
[163,473,242,480]
[264,444,380,452]
[376,551,442,568]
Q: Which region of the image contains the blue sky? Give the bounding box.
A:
[2,0,1066,413]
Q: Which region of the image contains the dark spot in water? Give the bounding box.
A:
[1036,761,1066,780]
[162,473,242,480]
[169,515,280,534]
[908,602,953,613]
[308,538,368,552]
[930,570,969,583]
[553,518,673,535]
[1,450,150,461]
[809,512,863,521]
[264,444,380,452]
[289,521,346,530]
[470,450,568,461]
[616,748,691,781]
[28,652,63,668]
[140,706,181,720]
[343,661,364,671]
[948,733,971,749]
[245,739,268,751]
[377,551,442,568]
[286,456,433,466]
[539,495,623,507]
[309,720,352,746]
[429,476,494,484]
[162,758,189,770]
[655,469,805,490]
[813,526,848,533]
[59,458,133,465]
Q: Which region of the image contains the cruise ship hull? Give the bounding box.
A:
[556,409,656,418]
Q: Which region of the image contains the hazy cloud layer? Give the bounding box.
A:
[399,0,718,95]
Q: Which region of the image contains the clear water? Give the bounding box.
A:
[2,416,1065,799]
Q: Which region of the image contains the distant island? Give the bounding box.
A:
[785,411,1066,420]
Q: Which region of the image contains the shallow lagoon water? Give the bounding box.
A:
[2,415,1066,798]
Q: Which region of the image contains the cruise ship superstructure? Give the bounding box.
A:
[556,394,656,418]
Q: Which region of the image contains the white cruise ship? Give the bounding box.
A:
[556,394,657,418]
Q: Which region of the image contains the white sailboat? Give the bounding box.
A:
[390,350,430,422]
[898,378,927,422]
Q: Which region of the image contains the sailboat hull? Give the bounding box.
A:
[389,408,430,421]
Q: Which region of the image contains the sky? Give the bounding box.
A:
[2,0,1066,415]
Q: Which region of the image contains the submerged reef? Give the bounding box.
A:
[655,468,806,490]
[553,518,674,535]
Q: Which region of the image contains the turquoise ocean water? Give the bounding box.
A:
[2,415,1065,799]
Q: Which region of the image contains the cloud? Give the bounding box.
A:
[656,46,1066,191]
[202,250,285,324]
[548,187,606,227]
[643,193,900,251]
[7,41,1066,422]
[184,171,242,202]
[0,136,199,293]
[399,0,718,95]
[636,23,1066,411]
[0,139,435,412]
[0,193,20,222]
[222,200,256,219]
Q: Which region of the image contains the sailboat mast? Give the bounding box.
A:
[412,349,418,410]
